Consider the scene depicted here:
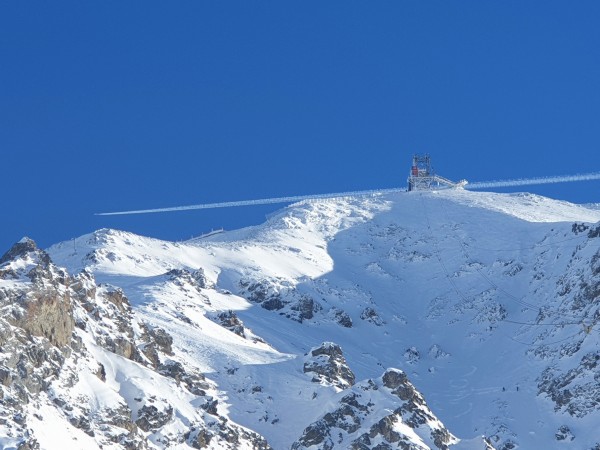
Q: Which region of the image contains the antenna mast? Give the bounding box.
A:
[407,154,466,191]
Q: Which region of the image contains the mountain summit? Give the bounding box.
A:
[2,189,600,449]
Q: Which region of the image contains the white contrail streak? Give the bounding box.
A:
[466,171,600,190]
[95,187,406,216]
[96,171,600,216]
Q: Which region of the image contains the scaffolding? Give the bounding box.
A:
[407,154,467,191]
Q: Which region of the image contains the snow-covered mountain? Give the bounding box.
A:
[2,189,600,449]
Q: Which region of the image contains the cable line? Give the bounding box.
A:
[418,193,596,342]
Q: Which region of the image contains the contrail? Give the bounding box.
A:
[95,187,406,216]
[96,171,600,216]
[466,171,600,190]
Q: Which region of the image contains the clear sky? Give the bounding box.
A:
[2,1,600,253]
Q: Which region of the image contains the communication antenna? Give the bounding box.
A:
[407,154,467,191]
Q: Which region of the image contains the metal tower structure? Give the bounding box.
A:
[407,154,466,191]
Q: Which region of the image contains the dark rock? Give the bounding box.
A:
[99,335,142,362]
[293,368,456,450]
[261,297,285,311]
[104,287,131,314]
[403,347,420,365]
[135,404,173,432]
[202,398,219,415]
[69,414,94,436]
[304,342,355,389]
[141,324,174,356]
[96,363,106,382]
[360,307,384,326]
[382,369,408,390]
[538,352,600,416]
[16,437,40,450]
[290,296,320,322]
[192,429,213,449]
[167,268,210,292]
[215,311,246,337]
[293,421,332,449]
[192,268,208,289]
[334,309,353,328]
[16,289,74,348]
[589,225,600,238]
[555,425,574,441]
[102,404,136,433]
[369,415,401,443]
[159,360,209,395]
[350,433,371,449]
[0,238,48,266]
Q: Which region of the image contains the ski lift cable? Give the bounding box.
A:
[502,318,582,327]
[436,196,593,322]
[434,196,542,312]
[420,194,593,334]
[468,234,587,253]
[500,329,586,347]
[441,203,588,326]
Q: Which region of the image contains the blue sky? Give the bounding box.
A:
[1,1,600,253]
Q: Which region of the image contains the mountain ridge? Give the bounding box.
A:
[2,189,600,449]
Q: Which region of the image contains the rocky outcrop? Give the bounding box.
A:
[303,342,355,390]
[187,419,273,450]
[214,310,247,337]
[0,239,74,347]
[239,278,322,323]
[293,368,457,450]
[536,241,600,419]
[167,267,211,294]
[136,402,174,432]
[0,240,75,406]
[140,323,174,367]
[332,308,353,328]
[159,360,211,396]
[0,238,274,449]
[0,237,46,266]
[211,310,266,344]
[360,307,384,326]
[538,351,600,417]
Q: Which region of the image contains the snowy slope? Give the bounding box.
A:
[3,188,600,449]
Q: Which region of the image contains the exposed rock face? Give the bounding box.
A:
[214,310,246,337]
[538,350,600,417]
[293,368,458,450]
[240,279,286,308]
[136,403,174,432]
[360,307,384,326]
[303,342,355,390]
[211,310,266,344]
[0,239,74,347]
[290,295,321,322]
[0,239,75,411]
[187,419,273,450]
[332,308,353,328]
[167,268,210,292]
[140,323,174,367]
[536,240,600,419]
[0,238,274,449]
[0,237,46,265]
[239,278,322,323]
[555,425,575,441]
[18,289,74,348]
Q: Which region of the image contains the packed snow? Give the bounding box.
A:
[5,188,596,449]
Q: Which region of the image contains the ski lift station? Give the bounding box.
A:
[407,154,467,191]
